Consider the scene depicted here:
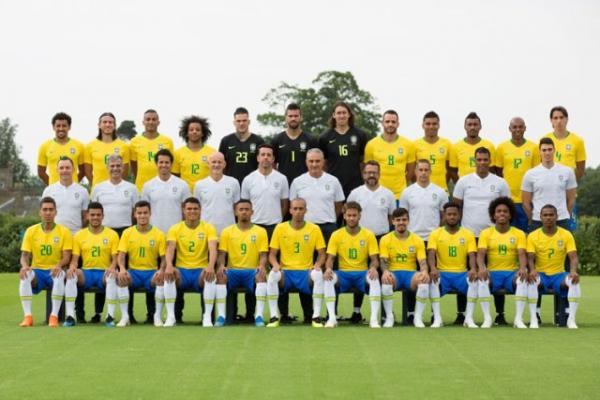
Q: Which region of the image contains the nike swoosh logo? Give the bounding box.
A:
[329,139,336,143]
[228,146,236,149]
[279,145,286,148]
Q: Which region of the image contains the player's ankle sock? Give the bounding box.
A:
[216,284,227,318]
[255,282,267,319]
[65,276,78,318]
[367,277,381,323]
[466,280,478,321]
[105,276,117,318]
[429,282,442,321]
[514,278,527,321]
[117,286,130,319]
[381,284,394,318]
[267,271,280,319]
[353,307,360,313]
[51,270,66,317]
[163,280,177,320]
[477,280,491,320]
[310,269,324,318]
[567,279,581,321]
[324,279,337,322]
[19,272,34,316]
[415,284,429,321]
[203,279,216,318]
[154,285,165,319]
[527,282,539,323]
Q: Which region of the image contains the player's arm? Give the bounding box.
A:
[37,165,49,185]
[575,161,585,181]
[117,251,129,286]
[84,163,93,187]
[567,251,579,284]
[164,241,177,281]
[268,247,281,272]
[367,254,379,280]
[19,251,32,279]
[466,252,477,282]
[324,253,336,280]
[405,162,416,184]
[68,252,80,278]
[334,201,343,218]
[521,191,533,222]
[526,252,537,282]
[379,256,393,282]
[566,188,576,217]
[204,240,218,281]
[280,199,289,219]
[517,249,528,280]
[130,161,137,180]
[257,252,268,281]
[427,249,439,281]
[52,249,72,278]
[476,248,488,280]
[495,167,503,178]
[448,167,459,184]
[314,248,326,270]
[417,258,430,282]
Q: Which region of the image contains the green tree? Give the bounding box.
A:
[257,71,380,137]
[117,120,137,141]
[576,166,600,217]
[0,118,31,187]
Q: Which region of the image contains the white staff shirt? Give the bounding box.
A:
[241,169,289,225]
[194,175,241,234]
[521,163,577,221]
[289,172,345,224]
[347,185,395,236]
[91,180,138,229]
[399,182,449,240]
[42,182,90,234]
[141,175,190,233]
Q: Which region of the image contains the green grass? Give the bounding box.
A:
[1,274,599,400]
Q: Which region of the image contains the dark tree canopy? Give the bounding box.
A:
[0,118,32,187]
[117,120,137,141]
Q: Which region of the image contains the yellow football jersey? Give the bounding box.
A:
[167,221,218,269]
[269,221,326,270]
[413,137,452,190]
[72,227,119,269]
[478,226,526,271]
[21,223,73,269]
[526,227,576,275]
[37,138,85,184]
[327,227,379,271]
[364,135,416,198]
[543,132,586,170]
[427,226,476,272]
[172,145,216,191]
[495,140,540,203]
[449,138,496,177]
[129,134,174,191]
[84,139,130,187]
[219,224,268,269]
[118,226,166,270]
[379,231,426,271]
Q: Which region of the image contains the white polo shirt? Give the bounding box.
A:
[289,172,344,224]
[347,185,395,236]
[453,172,510,237]
[194,174,240,234]
[91,179,138,229]
[141,175,190,234]
[521,163,577,221]
[42,182,90,234]
[241,169,289,226]
[399,182,449,240]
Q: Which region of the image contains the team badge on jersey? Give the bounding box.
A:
[251,235,256,243]
[459,238,465,245]
[74,193,80,199]
[409,246,415,253]
[525,150,531,157]
[300,142,307,151]
[510,237,516,244]
[198,233,205,241]
[70,148,76,154]
[250,143,256,153]
[432,193,438,200]
[149,240,155,247]
[566,144,572,151]
[490,185,496,192]
[557,240,564,248]
[439,147,445,154]
[114,147,120,154]
[225,188,231,194]
[202,156,208,162]
[325,184,330,191]
[398,148,404,155]
[124,190,129,197]
[359,240,365,247]
[304,234,309,242]
[172,187,178,194]
[558,175,564,181]
[158,144,164,150]
[274,182,280,189]
[54,236,60,243]
[380,197,385,205]
[350,135,357,145]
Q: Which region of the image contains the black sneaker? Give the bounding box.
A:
[105,315,115,327]
[143,317,153,325]
[90,314,102,323]
[453,313,465,325]
[63,316,76,327]
[407,314,415,325]
[76,316,87,324]
[176,318,184,324]
[536,312,542,325]
[280,315,296,325]
[350,312,363,324]
[494,313,508,326]
[266,317,280,328]
[130,316,138,324]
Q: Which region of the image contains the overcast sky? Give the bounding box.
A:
[2,0,599,169]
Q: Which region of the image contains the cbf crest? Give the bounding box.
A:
[103,238,109,246]
[510,237,516,245]
[439,147,445,154]
[250,235,256,243]
[557,240,564,248]
[70,148,76,154]
[490,185,496,192]
[158,144,164,150]
[325,184,330,191]
[566,144,572,151]
[408,246,415,253]
[525,150,531,157]
[359,240,365,247]
[250,143,257,153]
[350,135,357,145]
[304,234,309,242]
[53,236,60,244]
[149,240,155,247]
[398,148,404,155]
[300,142,307,151]
[459,238,465,245]
[198,233,205,241]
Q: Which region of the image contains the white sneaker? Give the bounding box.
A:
[513,319,527,329]
[413,318,425,328]
[383,316,394,328]
[324,319,337,328]
[463,318,479,328]
[154,314,163,327]
[117,318,130,328]
[202,315,213,327]
[529,320,539,329]
[369,320,381,328]
[567,318,578,329]
[481,317,493,329]
[431,319,443,328]
[163,317,176,328]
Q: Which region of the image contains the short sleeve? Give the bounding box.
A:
[575,136,586,163]
[368,232,379,255]
[118,230,129,253]
[258,228,269,252]
[378,235,389,259]
[526,233,536,253]
[566,169,577,190]
[453,178,466,200]
[21,227,33,253]
[207,223,218,242]
[478,229,489,249]
[110,231,119,255]
[333,178,345,202]
[314,226,326,250]
[495,143,505,168]
[466,232,477,253]
[326,231,339,256]
[240,177,250,200]
[84,143,93,164]
[218,228,229,252]
[158,233,166,256]
[166,225,177,242]
[516,230,527,250]
[415,236,426,260]
[521,170,533,192]
[171,151,181,174]
[565,231,577,253]
[62,229,73,251]
[269,225,282,249]
[449,144,458,168]
[37,142,48,167]
[72,235,82,256]
[427,230,439,251]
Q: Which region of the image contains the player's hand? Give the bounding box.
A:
[51,265,63,278]
[203,267,215,283]
[216,267,227,281]
[477,268,489,282]
[19,267,32,280]
[367,267,379,280]
[467,269,478,282]
[418,271,430,284]
[256,267,266,282]
[164,265,176,282]
[271,264,280,273]
[66,267,78,279]
[324,268,335,281]
[517,267,528,281]
[105,267,117,279]
[527,269,538,284]
[569,271,580,285]
[429,268,439,283]
[381,270,393,284]
[117,270,129,286]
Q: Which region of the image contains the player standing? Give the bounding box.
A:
[413,111,452,191]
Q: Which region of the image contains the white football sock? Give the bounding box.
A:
[382,284,394,319]
[566,277,581,322]
[51,270,65,317]
[255,282,267,319]
[429,282,442,322]
[514,278,527,322]
[216,284,227,319]
[117,285,130,320]
[527,281,539,324]
[367,276,381,324]
[65,276,78,318]
[105,276,118,318]
[324,274,338,323]
[203,279,216,318]
[310,269,324,318]
[478,280,492,321]
[163,280,177,321]
[19,271,34,316]
[415,283,429,322]
[267,271,281,319]
[154,285,165,320]
[465,279,478,321]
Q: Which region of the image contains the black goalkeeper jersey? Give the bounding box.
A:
[218,133,265,183]
[271,130,318,184]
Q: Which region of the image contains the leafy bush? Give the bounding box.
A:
[574,216,600,275]
[0,214,38,272]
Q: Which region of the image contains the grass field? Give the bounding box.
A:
[1,273,599,400]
